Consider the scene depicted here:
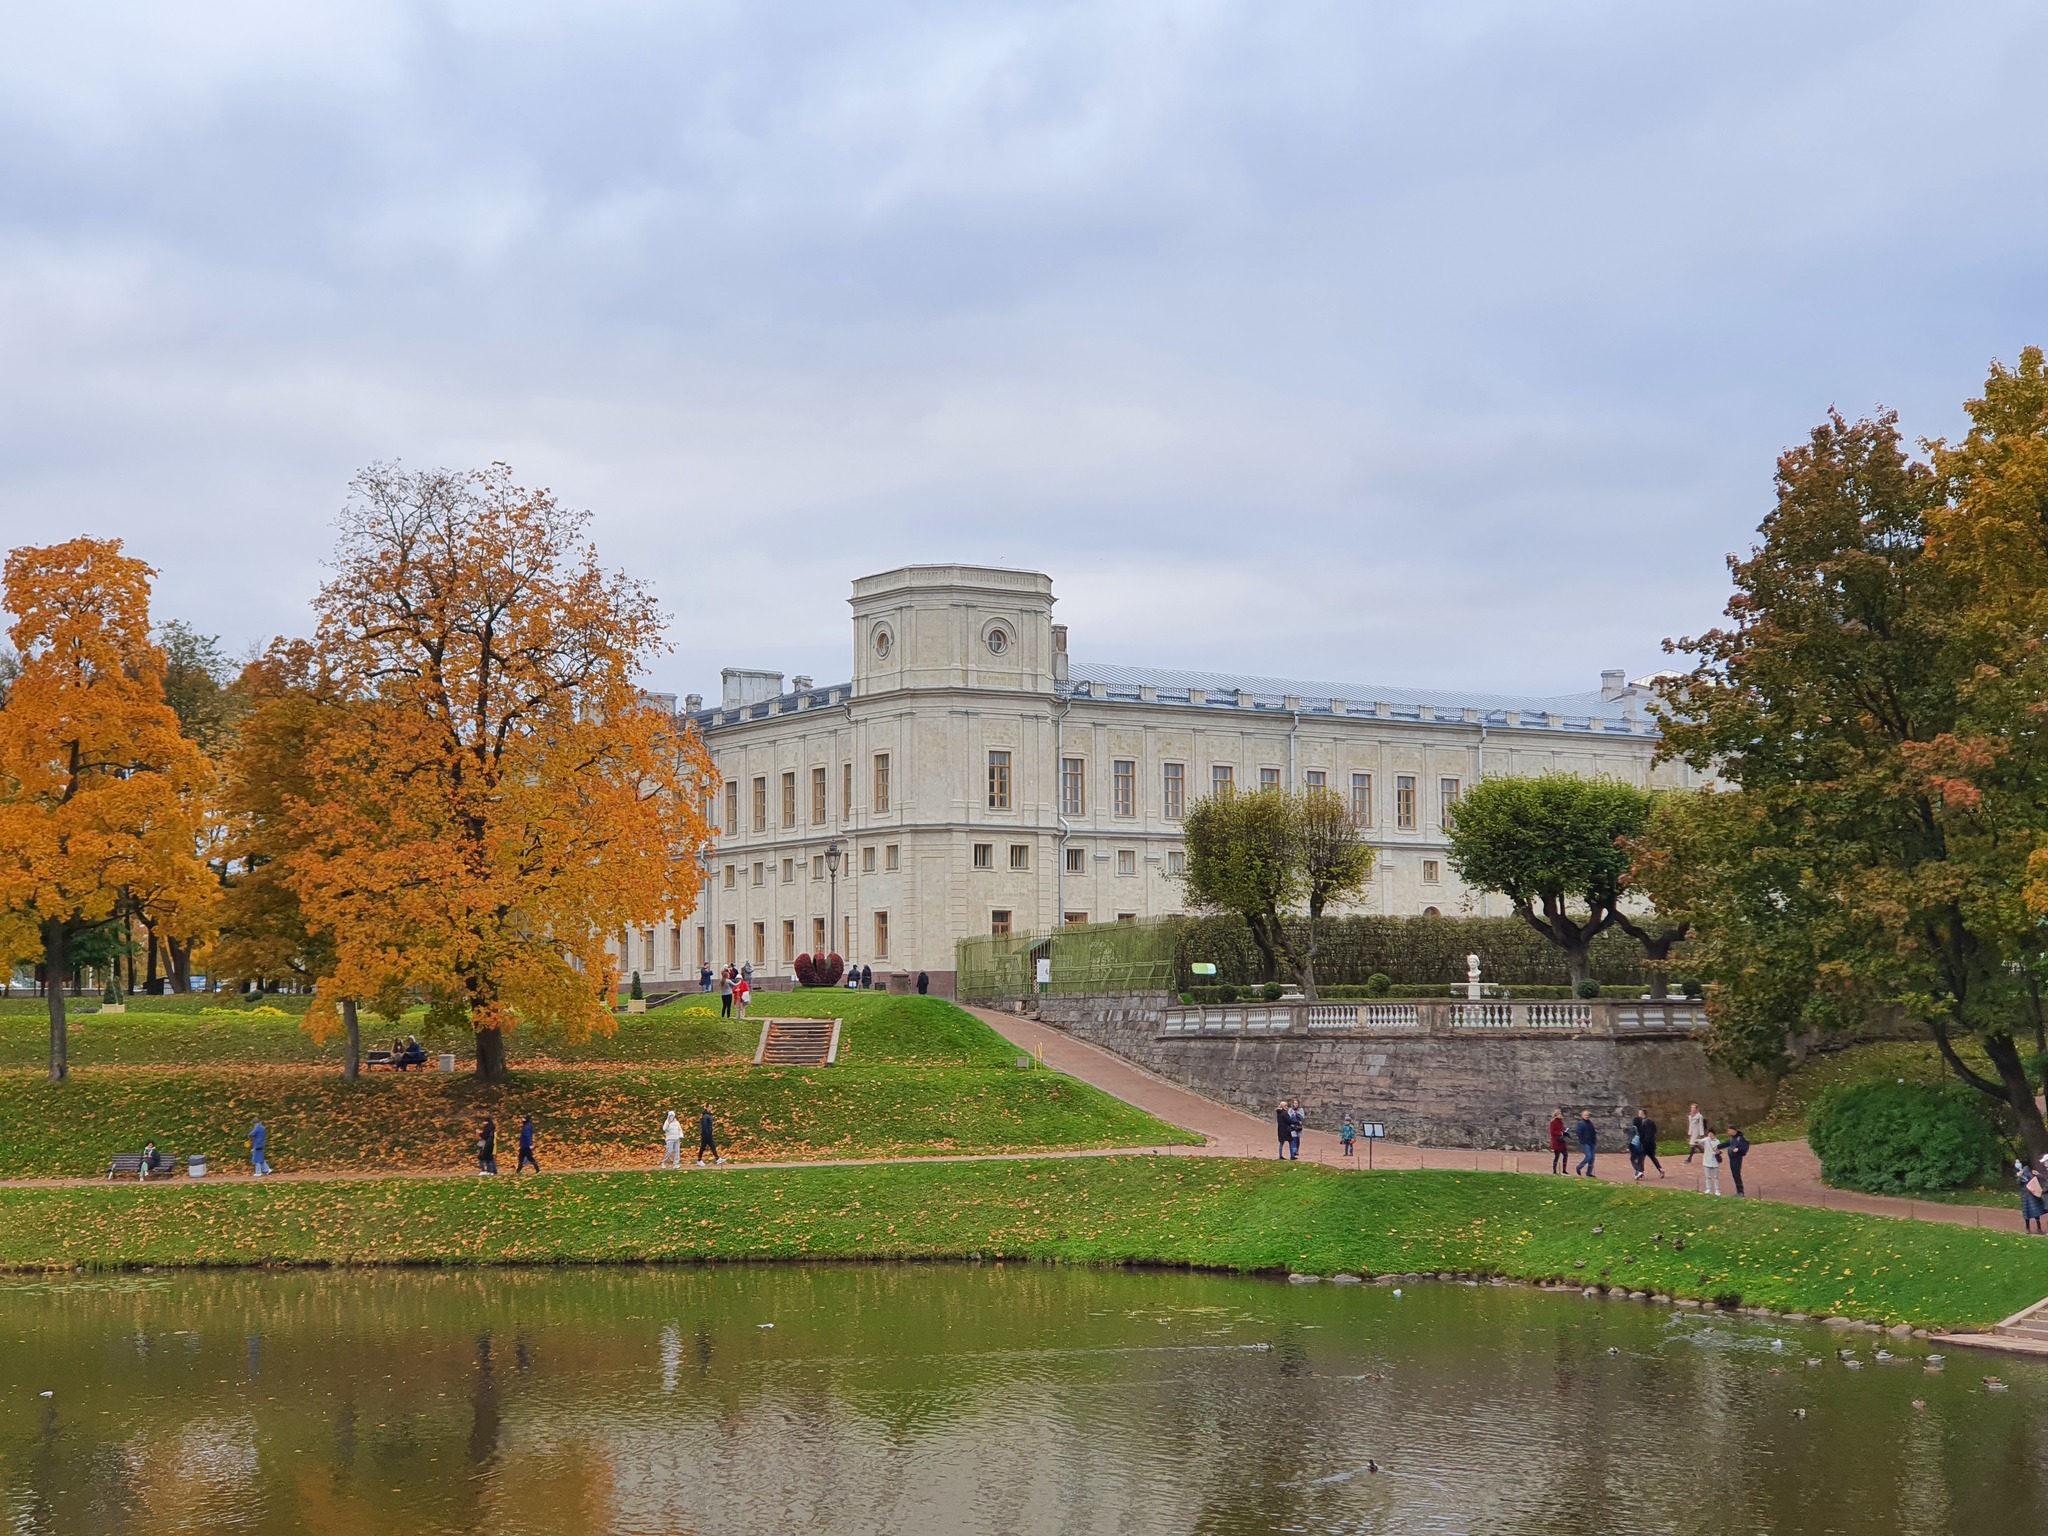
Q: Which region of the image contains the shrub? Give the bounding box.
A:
[1808,1080,2003,1194]
[794,952,846,988]
[1575,979,1602,999]
[629,970,643,1001]
[1364,973,1392,997]
[1261,982,1284,1002]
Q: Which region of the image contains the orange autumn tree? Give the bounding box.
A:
[0,539,214,1081]
[286,464,717,1080]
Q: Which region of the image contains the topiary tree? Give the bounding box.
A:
[629,970,643,1001]
[1808,1079,2003,1193]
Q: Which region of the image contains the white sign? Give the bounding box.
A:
[1190,962,1218,976]
[1361,1122,1387,1139]
[1035,958,1052,985]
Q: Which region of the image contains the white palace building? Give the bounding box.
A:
[630,564,1705,995]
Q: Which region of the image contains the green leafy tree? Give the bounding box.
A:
[1654,376,2048,1160]
[1444,773,1654,989]
[1178,787,1372,999]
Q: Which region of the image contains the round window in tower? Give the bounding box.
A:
[873,624,893,659]
[985,625,1010,656]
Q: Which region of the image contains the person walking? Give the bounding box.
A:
[516,1114,539,1174]
[1724,1126,1749,1196]
[662,1110,685,1169]
[477,1115,498,1176]
[734,972,751,1019]
[1699,1129,1722,1195]
[860,963,873,990]
[1627,1117,1647,1181]
[2021,1162,2045,1235]
[719,966,734,1018]
[697,1106,724,1166]
[916,971,929,995]
[699,964,712,994]
[1288,1099,1305,1160]
[1684,1103,1706,1163]
[1340,1116,1357,1158]
[248,1118,272,1178]
[1275,1101,1292,1160]
[1636,1109,1666,1178]
[1573,1111,1597,1177]
[1549,1110,1569,1175]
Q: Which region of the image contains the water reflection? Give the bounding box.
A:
[0,1265,2044,1534]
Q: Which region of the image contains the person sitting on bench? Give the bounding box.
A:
[142,1141,166,1177]
[397,1036,428,1070]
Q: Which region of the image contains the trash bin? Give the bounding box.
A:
[438,1053,456,1072]
[187,1155,208,1179]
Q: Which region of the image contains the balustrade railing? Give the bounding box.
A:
[1157,998,1706,1040]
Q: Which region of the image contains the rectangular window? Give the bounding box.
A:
[861,846,876,874]
[1423,858,1441,884]
[843,762,852,823]
[1259,767,1281,792]
[1113,759,1135,818]
[873,910,890,959]
[782,771,797,829]
[724,923,736,965]
[812,917,826,952]
[813,855,824,880]
[1115,912,1137,924]
[1212,764,1234,796]
[1009,843,1030,870]
[752,861,765,886]
[1304,769,1326,794]
[1065,846,1086,873]
[972,842,994,869]
[988,750,1012,810]
[844,916,852,958]
[886,843,900,871]
[1396,774,1417,829]
[696,927,706,967]
[670,926,682,969]
[1061,756,1086,816]
[1167,848,1185,876]
[1351,773,1373,827]
[725,782,739,837]
[990,909,1012,938]
[1064,911,1090,926]
[752,776,768,833]
[781,857,794,883]
[1440,777,1462,828]
[872,754,891,814]
[782,919,796,962]
[812,765,828,825]
[1116,848,1137,876]
[1162,762,1185,819]
[723,863,736,890]
[641,929,655,971]
[752,922,765,964]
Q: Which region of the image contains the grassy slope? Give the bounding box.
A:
[0,993,1194,1175]
[3,1158,2042,1330]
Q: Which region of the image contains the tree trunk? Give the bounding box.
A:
[143,926,162,994]
[341,997,361,1081]
[1985,1032,2048,1164]
[475,1025,507,1082]
[168,937,192,994]
[1563,940,1590,991]
[42,919,67,1084]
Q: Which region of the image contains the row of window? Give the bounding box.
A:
[719,840,1190,887]
[720,755,1463,832]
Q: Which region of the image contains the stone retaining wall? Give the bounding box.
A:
[1008,993,1772,1150]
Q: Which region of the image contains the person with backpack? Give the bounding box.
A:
[1340,1116,1357,1158]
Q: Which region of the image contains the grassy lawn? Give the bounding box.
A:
[0,990,996,1069]
[2,1158,2042,1330]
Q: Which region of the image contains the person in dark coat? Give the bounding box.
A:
[1634,1110,1665,1178]
[916,971,929,995]
[1276,1102,1292,1160]
[860,963,873,989]
[477,1116,498,1176]
[1288,1099,1305,1160]
[517,1114,539,1174]
[697,1106,724,1166]
[2020,1162,2045,1234]
[1724,1126,1750,1196]
[1573,1111,1597,1177]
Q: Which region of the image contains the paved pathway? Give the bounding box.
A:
[969,1005,2026,1234]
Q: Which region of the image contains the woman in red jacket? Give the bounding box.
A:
[1549,1109,1569,1175]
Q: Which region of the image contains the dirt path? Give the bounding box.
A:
[968,1005,2027,1234]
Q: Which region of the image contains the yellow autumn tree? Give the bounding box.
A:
[286,464,717,1080]
[0,538,215,1080]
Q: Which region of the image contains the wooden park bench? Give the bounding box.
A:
[365,1049,394,1069]
[107,1151,180,1182]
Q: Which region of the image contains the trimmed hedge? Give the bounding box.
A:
[1808,1079,2004,1194]
[1172,913,1665,988]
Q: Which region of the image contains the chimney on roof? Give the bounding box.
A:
[684,693,703,713]
[792,675,813,691]
[721,668,784,708]
[1051,623,1069,684]
[1600,668,1628,702]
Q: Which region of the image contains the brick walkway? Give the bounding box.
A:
[968,1006,2028,1234]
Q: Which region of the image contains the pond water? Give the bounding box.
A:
[1,1264,2045,1535]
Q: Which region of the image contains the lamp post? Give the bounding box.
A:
[824,840,842,967]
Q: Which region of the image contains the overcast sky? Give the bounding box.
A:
[3,1,2044,701]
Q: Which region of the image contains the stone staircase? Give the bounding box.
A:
[753,1017,841,1067]
[1934,1295,2048,1358]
